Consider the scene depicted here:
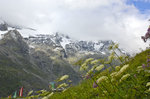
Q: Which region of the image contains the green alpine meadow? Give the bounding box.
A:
[9,43,150,99]
[1,0,150,99]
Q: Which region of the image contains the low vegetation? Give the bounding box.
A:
[5,43,150,99]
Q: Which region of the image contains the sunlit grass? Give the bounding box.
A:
[13,43,150,99]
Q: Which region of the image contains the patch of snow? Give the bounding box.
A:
[0,24,14,40]
[54,47,62,51]
[79,51,95,55]
[94,43,100,50]
[8,27,15,30]
[121,50,126,54]
[50,37,55,43]
[29,45,35,48]
[94,43,104,50]
[86,51,95,55]
[99,43,104,48]
[1,27,39,40]
[18,28,38,38]
[101,52,106,54]
[0,30,7,40]
[10,31,17,40]
[60,37,72,49]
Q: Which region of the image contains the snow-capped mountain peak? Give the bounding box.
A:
[0,20,128,58]
[24,32,121,59]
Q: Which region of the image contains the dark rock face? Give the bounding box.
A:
[26,33,115,58]
[0,23,8,31]
[0,28,127,96]
[0,30,81,97]
[1,30,29,55]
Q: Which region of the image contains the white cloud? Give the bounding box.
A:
[0,0,149,53]
[133,0,150,2]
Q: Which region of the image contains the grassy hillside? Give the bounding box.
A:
[50,49,150,99]
[0,30,81,97]
[22,46,150,99]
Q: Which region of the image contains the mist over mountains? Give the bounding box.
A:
[0,20,127,96]
[0,0,149,98]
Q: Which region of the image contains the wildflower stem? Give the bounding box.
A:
[117,48,124,55]
[100,83,111,96]
[109,63,115,71]
[84,69,107,96]
[107,74,122,98]
[113,49,124,64]
[92,76,108,96]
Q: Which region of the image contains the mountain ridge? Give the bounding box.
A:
[0,30,81,97]
[25,32,128,60]
[0,21,128,96]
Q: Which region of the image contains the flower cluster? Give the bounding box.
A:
[84,58,94,64]
[115,66,120,71]
[95,64,104,71]
[91,60,99,65]
[119,74,130,83]
[80,63,88,71]
[57,83,68,89]
[115,64,129,78]
[96,76,108,83]
[58,75,69,82]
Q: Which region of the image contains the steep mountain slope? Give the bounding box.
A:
[0,20,128,97]
[25,33,127,63]
[0,30,80,97]
[50,49,150,99]
[0,19,127,60]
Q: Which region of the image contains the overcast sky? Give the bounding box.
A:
[0,0,150,53]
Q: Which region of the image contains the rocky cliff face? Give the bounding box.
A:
[0,20,127,96]
[0,30,80,97]
[25,32,126,61]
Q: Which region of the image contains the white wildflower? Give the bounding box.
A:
[104,60,111,64]
[68,80,72,83]
[47,92,54,97]
[108,55,114,61]
[103,91,107,94]
[146,82,150,87]
[27,90,33,96]
[58,75,69,81]
[81,63,87,68]
[145,88,150,93]
[119,74,130,82]
[119,55,124,60]
[97,76,108,83]
[108,45,113,50]
[62,88,68,92]
[57,83,68,89]
[137,66,142,69]
[115,66,120,71]
[120,64,129,73]
[111,51,115,56]
[113,43,119,49]
[42,92,54,99]
[91,60,99,65]
[95,64,104,71]
[80,64,88,71]
[85,58,94,64]
[116,64,129,77]
[144,70,150,73]
[87,66,96,74]
[111,78,116,83]
[136,66,143,73]
[110,72,118,77]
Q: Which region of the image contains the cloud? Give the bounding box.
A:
[0,0,149,53]
[133,0,150,2]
